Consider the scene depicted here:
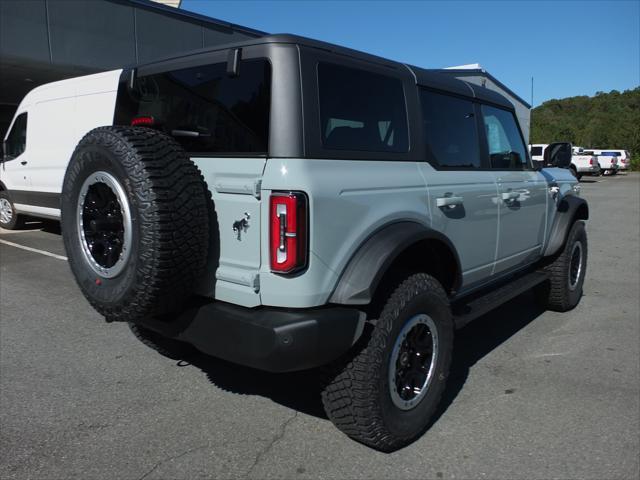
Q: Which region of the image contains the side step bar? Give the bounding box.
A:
[452,271,549,329]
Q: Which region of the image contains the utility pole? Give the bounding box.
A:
[531,76,534,107]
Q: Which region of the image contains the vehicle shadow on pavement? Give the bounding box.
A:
[12,218,62,234]
[185,290,545,422]
[431,291,545,425]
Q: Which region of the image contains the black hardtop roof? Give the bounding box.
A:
[135,33,514,110]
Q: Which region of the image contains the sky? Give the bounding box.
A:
[181,0,640,106]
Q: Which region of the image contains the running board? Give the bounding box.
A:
[452,271,549,329]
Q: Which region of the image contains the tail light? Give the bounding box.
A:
[270,192,308,274]
[589,158,594,165]
[131,115,154,126]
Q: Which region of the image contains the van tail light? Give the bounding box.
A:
[589,158,594,165]
[270,192,308,274]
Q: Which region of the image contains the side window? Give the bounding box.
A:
[127,59,271,154]
[4,113,27,159]
[317,62,408,153]
[420,89,480,168]
[481,105,528,170]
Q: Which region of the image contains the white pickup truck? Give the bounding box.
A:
[584,149,620,175]
[571,151,601,180]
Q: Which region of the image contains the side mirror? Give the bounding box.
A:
[544,142,572,168]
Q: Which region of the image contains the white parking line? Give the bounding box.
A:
[0,239,68,261]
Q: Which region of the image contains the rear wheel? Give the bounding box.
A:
[536,221,587,312]
[61,126,211,323]
[570,167,582,181]
[321,273,454,452]
[0,191,25,230]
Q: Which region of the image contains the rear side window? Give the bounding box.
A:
[4,112,27,159]
[318,63,408,153]
[530,146,543,156]
[420,89,480,168]
[481,105,528,170]
[125,59,271,155]
[601,152,618,156]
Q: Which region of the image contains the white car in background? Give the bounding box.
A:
[602,149,631,171]
[584,149,619,175]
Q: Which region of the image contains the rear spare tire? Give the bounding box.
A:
[61,126,210,322]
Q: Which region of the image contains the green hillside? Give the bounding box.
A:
[530,87,640,168]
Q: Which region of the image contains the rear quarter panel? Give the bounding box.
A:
[259,158,428,307]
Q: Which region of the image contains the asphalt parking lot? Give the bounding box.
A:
[1,173,639,480]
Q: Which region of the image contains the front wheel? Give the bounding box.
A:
[321,273,454,452]
[536,220,587,312]
[0,191,25,230]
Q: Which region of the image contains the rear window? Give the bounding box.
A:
[122,59,271,155]
[317,62,408,153]
[530,146,543,156]
[601,152,619,156]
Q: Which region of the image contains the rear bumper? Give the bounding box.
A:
[136,302,365,372]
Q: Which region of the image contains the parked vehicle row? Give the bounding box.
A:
[529,143,631,181]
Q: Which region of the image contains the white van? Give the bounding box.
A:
[1,70,121,229]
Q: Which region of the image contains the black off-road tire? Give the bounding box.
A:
[536,221,587,312]
[61,126,210,322]
[0,190,26,230]
[128,323,194,360]
[321,273,454,452]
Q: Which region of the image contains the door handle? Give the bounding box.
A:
[501,191,520,201]
[436,195,464,208]
[20,160,27,165]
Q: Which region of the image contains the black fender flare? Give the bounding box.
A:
[329,222,462,305]
[544,194,589,257]
[0,180,6,191]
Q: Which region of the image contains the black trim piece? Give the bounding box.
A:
[543,195,589,257]
[452,270,548,329]
[135,302,365,373]
[9,190,61,209]
[329,222,462,305]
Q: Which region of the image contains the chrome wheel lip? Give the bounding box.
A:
[77,171,132,279]
[388,313,439,411]
[0,198,13,225]
[568,241,583,291]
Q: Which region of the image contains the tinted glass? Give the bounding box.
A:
[481,105,528,169]
[125,59,271,154]
[4,113,27,159]
[601,152,618,156]
[530,146,543,156]
[318,63,408,152]
[420,89,480,168]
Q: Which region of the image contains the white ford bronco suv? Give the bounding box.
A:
[1,35,588,451]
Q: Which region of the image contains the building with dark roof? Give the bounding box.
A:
[0,0,264,135]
